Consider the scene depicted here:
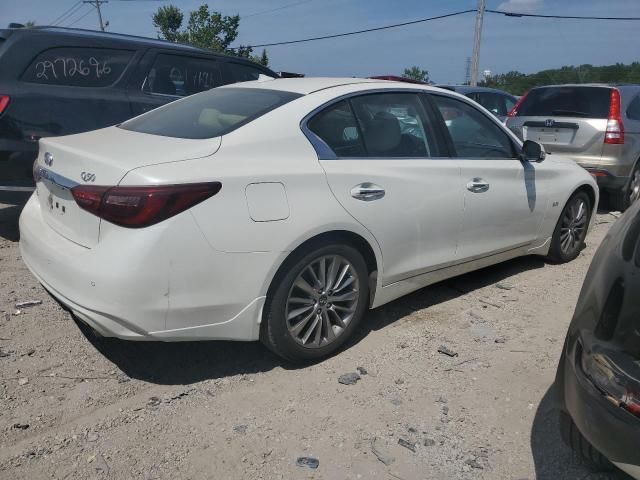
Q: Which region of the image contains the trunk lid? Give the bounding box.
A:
[36,126,220,248]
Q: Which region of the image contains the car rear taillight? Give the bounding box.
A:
[581,349,640,419]
[0,95,9,115]
[507,91,527,118]
[71,182,221,228]
[604,88,624,144]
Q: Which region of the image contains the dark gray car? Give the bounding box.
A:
[434,85,518,122]
[506,84,640,211]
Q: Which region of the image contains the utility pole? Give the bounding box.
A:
[464,57,471,85]
[82,0,108,31]
[470,0,485,86]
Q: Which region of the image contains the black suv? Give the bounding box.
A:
[0,27,277,190]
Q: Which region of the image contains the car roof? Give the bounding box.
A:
[0,26,244,59]
[435,84,516,96]
[222,77,452,95]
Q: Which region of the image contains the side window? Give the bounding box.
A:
[475,92,507,117]
[307,100,366,157]
[627,95,640,121]
[350,93,439,157]
[228,62,272,82]
[143,54,223,97]
[21,47,133,87]
[431,94,515,159]
[505,95,517,114]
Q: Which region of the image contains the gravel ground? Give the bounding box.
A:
[0,192,632,480]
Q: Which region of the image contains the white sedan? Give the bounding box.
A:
[20,77,597,362]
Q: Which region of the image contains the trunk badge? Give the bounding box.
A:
[44,152,53,166]
[81,172,96,183]
[544,119,555,128]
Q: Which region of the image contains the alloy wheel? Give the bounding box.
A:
[285,255,359,348]
[629,169,640,206]
[560,197,588,256]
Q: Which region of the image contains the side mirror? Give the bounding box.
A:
[520,140,546,163]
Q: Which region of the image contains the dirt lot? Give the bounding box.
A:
[0,193,631,480]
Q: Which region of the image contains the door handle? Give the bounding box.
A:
[466,178,490,193]
[350,183,385,201]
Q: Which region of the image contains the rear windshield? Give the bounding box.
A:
[516,86,611,118]
[120,87,301,139]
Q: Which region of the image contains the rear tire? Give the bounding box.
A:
[610,163,640,212]
[559,411,614,472]
[261,243,369,363]
[547,191,592,263]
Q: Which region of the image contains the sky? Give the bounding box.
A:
[2,0,640,84]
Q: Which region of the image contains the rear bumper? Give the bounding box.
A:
[19,192,281,341]
[556,341,640,471]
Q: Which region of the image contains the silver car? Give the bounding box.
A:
[506,84,640,210]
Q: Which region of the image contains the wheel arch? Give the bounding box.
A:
[263,230,381,313]
[574,183,597,212]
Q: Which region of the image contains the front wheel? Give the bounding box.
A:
[261,244,369,363]
[547,191,592,263]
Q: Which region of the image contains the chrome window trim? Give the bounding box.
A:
[36,166,79,190]
[300,87,522,161]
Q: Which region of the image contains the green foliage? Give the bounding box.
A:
[24,21,36,28]
[152,5,185,43]
[259,49,269,67]
[481,63,640,95]
[402,66,430,83]
[152,4,270,66]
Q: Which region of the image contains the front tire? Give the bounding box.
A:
[261,244,369,363]
[547,191,592,263]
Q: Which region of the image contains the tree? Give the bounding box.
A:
[152,5,185,43]
[402,66,429,83]
[153,4,239,53]
[259,49,269,67]
[24,21,36,28]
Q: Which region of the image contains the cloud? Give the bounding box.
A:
[496,0,544,14]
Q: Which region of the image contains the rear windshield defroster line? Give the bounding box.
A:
[120,87,302,139]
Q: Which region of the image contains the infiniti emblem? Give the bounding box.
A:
[44,152,54,166]
[81,172,96,182]
[544,119,555,128]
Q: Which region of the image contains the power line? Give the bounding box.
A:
[242,9,476,48]
[243,0,315,19]
[65,5,93,27]
[486,9,640,20]
[51,1,83,26]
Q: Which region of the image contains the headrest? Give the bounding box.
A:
[364,111,401,155]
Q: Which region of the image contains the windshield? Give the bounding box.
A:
[120,87,302,139]
[516,86,611,118]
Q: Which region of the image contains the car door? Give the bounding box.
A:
[306,91,463,285]
[429,92,547,261]
[127,51,227,116]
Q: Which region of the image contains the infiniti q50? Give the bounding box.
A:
[19,77,598,362]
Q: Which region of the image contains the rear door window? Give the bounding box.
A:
[307,100,366,157]
[515,86,611,118]
[21,47,133,87]
[143,54,225,97]
[350,93,440,157]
